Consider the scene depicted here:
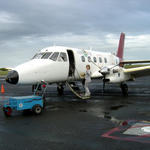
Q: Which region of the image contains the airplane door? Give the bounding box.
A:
[67,50,75,77]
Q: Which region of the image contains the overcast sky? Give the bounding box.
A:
[0,0,150,67]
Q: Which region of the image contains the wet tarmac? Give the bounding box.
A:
[0,77,150,150]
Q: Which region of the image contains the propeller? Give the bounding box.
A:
[99,64,121,93]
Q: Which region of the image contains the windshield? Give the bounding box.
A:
[32,53,44,59]
[58,52,67,62]
[32,51,67,62]
[41,52,52,59]
[49,52,59,61]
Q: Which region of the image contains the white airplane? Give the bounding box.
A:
[6,33,150,97]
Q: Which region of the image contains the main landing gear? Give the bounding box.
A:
[57,84,64,96]
[120,83,128,96]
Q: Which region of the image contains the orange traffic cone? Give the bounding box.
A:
[1,84,5,94]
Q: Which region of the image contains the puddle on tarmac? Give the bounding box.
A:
[110,104,125,110]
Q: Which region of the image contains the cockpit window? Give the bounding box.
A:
[32,53,44,59]
[58,52,67,62]
[32,54,38,59]
[41,52,52,59]
[49,52,59,61]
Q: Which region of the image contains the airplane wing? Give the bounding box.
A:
[124,65,150,78]
[121,60,150,64]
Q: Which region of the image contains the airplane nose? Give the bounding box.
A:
[6,70,19,84]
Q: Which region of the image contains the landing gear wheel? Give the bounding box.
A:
[120,83,128,96]
[32,105,42,115]
[57,86,64,96]
[3,107,12,117]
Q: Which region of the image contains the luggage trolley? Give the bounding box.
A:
[3,81,48,117]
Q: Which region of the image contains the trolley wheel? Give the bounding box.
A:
[32,105,42,115]
[3,107,12,117]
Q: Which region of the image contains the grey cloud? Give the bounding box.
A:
[0,0,150,67]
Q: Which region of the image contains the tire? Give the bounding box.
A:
[3,107,12,117]
[32,105,42,115]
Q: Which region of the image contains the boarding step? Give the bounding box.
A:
[66,81,90,100]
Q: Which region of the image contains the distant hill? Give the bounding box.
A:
[0,68,9,77]
[0,68,8,71]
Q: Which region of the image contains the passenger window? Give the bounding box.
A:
[93,57,97,63]
[104,58,107,63]
[58,52,67,62]
[88,56,91,62]
[99,57,102,63]
[81,56,85,62]
[50,52,59,61]
[41,52,52,59]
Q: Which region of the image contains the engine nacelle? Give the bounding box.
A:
[100,66,110,75]
[105,67,130,83]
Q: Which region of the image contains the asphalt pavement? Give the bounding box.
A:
[0,76,150,150]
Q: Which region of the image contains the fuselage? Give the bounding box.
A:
[6,46,121,85]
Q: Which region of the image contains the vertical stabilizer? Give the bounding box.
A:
[116,33,125,61]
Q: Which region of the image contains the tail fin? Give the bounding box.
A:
[116,32,125,62]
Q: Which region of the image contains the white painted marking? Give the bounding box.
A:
[123,123,150,136]
[19,103,23,108]
[0,79,5,81]
[141,127,150,133]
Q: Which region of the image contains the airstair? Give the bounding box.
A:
[66,81,90,100]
